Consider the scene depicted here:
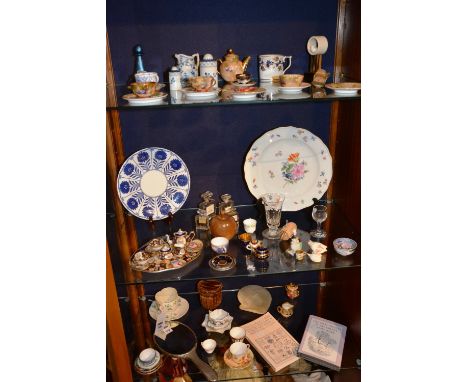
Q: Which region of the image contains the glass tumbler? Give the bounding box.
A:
[261,193,285,239]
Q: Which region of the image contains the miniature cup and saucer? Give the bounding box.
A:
[149,287,189,320]
[202,309,234,333]
[224,342,254,369]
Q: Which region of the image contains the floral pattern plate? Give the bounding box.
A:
[244,126,332,211]
[117,147,190,220]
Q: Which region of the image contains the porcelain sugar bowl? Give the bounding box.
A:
[218,49,251,83]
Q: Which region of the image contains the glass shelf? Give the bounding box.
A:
[107,82,360,110]
[127,284,360,381]
[115,203,360,286]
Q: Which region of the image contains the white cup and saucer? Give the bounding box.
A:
[149,287,189,321]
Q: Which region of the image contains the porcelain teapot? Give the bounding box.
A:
[218,49,251,83]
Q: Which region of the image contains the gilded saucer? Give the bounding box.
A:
[223,349,254,369]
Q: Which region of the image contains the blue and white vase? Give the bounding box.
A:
[200,53,219,88]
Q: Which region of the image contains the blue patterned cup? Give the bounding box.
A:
[135,71,159,83]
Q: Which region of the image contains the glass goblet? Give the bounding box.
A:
[310,205,327,239]
[261,193,285,239]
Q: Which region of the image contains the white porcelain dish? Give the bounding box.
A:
[244,126,332,211]
[183,88,219,99]
[278,82,311,94]
[123,93,167,106]
[325,82,361,95]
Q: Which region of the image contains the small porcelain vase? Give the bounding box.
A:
[200,53,219,88]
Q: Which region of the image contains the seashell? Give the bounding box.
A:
[280,222,297,240]
[237,285,272,314]
[308,240,327,254]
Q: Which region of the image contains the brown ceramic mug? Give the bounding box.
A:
[197,280,223,310]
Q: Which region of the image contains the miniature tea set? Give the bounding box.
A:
[129,230,203,273]
[122,43,361,106]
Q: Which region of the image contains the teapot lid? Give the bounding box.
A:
[224,48,238,59]
[202,53,214,61]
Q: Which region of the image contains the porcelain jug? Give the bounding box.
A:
[218,49,251,83]
[258,54,292,82]
[175,53,200,87]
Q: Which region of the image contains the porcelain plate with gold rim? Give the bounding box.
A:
[244,126,332,211]
[325,82,361,95]
[123,92,168,106]
[278,82,311,94]
[117,147,190,220]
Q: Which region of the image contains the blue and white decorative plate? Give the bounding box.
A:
[117,147,190,220]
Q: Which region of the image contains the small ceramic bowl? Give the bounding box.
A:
[135,71,159,83]
[211,237,229,254]
[333,238,358,256]
[280,74,304,87]
[201,339,217,354]
[139,348,158,366]
[129,82,157,98]
[238,233,252,244]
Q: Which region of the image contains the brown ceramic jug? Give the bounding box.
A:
[209,212,237,240]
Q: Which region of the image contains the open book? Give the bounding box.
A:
[242,312,299,372]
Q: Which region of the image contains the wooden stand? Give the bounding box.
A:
[304,54,323,83]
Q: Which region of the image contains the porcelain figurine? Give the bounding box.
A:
[175,53,200,87]
[218,49,251,83]
[290,237,302,252]
[200,53,219,88]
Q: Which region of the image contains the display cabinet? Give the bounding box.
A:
[106,0,360,381]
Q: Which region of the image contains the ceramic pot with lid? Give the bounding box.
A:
[209,212,237,240]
